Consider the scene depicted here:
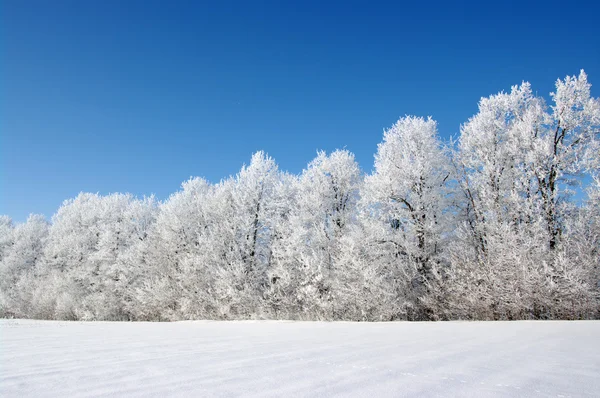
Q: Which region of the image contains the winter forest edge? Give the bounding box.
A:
[1,71,599,322]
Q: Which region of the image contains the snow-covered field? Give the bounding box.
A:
[1,320,599,397]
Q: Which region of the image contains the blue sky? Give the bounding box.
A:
[2,0,599,221]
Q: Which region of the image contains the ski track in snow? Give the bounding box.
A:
[1,320,599,397]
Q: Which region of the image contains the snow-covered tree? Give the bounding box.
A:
[0,216,14,263]
[32,193,156,320]
[208,152,281,318]
[0,215,49,317]
[269,150,362,319]
[133,177,215,320]
[1,71,598,322]
[363,116,451,319]
[449,71,600,319]
[536,71,600,248]
[86,195,157,319]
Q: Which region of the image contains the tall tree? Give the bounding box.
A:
[364,116,451,319]
[450,71,600,319]
[134,177,214,320]
[203,152,281,318]
[269,150,362,319]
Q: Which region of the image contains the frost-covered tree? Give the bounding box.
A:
[255,171,298,317]
[449,71,600,319]
[0,215,49,317]
[363,116,451,319]
[140,152,282,320]
[208,152,281,318]
[561,176,600,318]
[0,216,14,263]
[1,71,598,322]
[136,153,283,321]
[537,71,600,248]
[448,82,547,318]
[455,82,544,254]
[87,195,157,319]
[32,193,156,320]
[269,150,362,319]
[133,177,216,320]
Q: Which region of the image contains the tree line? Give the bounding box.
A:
[1,71,599,321]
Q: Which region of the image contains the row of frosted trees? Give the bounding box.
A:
[2,71,599,321]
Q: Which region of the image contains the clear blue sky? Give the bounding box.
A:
[2,0,599,221]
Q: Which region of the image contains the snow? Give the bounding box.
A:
[1,320,599,397]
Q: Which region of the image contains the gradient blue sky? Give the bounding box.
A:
[2,0,599,221]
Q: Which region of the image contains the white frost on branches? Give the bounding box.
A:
[1,72,598,321]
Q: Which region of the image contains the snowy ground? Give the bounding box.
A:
[1,320,599,397]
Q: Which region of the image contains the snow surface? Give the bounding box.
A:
[1,320,599,397]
